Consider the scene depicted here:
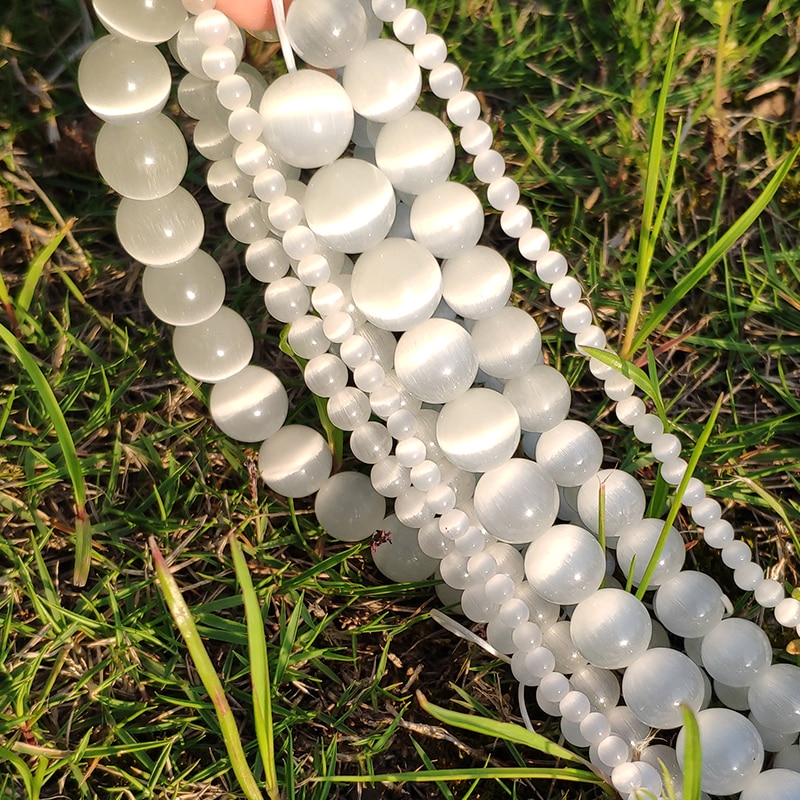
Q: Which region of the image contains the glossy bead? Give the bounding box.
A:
[303,354,348,398]
[286,0,368,69]
[518,228,550,262]
[776,597,800,627]
[474,459,559,545]
[227,197,269,243]
[470,306,542,380]
[535,420,603,487]
[327,388,371,431]
[570,665,620,713]
[258,425,332,499]
[286,315,328,359]
[654,570,727,638]
[393,7,426,44]
[429,62,463,98]
[576,469,646,538]
[615,518,686,588]
[704,518,735,548]
[172,306,252,383]
[700,618,772,688]
[580,711,611,744]
[748,664,800,734]
[349,422,392,465]
[615,396,645,426]
[116,187,204,266]
[95,0,187,43]
[410,182,483,259]
[315,472,386,543]
[753,579,784,609]
[633,413,663,443]
[676,708,764,796]
[749,714,798,752]
[503,365,571,432]
[722,539,751,567]
[174,16,244,79]
[207,158,252,203]
[373,514,438,582]
[441,246,512,320]
[413,33,447,68]
[570,588,651,669]
[264,277,310,323]
[260,70,354,168]
[740,769,800,800]
[436,388,520,473]
[209,366,288,442]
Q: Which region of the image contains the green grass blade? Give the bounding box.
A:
[631,143,800,353]
[679,705,703,800]
[230,536,280,800]
[0,321,92,586]
[17,221,72,314]
[0,745,35,798]
[313,766,606,786]
[149,537,265,800]
[636,394,724,598]
[273,594,305,687]
[417,692,586,765]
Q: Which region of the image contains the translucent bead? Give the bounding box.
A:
[652,432,681,461]
[775,597,800,627]
[701,617,771,688]
[596,735,630,770]
[394,437,426,468]
[142,250,224,326]
[304,354,348,398]
[734,562,764,590]
[375,109,455,195]
[518,228,550,262]
[418,521,452,559]
[533,250,567,284]
[535,420,603,487]
[498,597,529,628]
[370,457,410,499]
[691,497,721,528]
[175,16,243,79]
[394,318,478,403]
[580,711,611,744]
[386,409,417,439]
[286,0,368,69]
[612,763,642,794]
[177,73,220,119]
[413,33,447,69]
[473,149,506,183]
[314,471,385,542]
[412,460,441,491]
[749,663,800,734]
[352,238,441,332]
[774,744,800,770]
[172,306,252,382]
[740,769,800,800]
[654,571,726,638]
[195,10,232,46]
[217,73,251,110]
[410,182,483,259]
[183,0,216,13]
[246,238,290,283]
[253,168,287,202]
[371,0,405,22]
[201,44,238,80]
[473,459,559,545]
[511,646,555,686]
[435,388,520,472]
[227,106,261,142]
[353,361,385,392]
[258,425,332,499]
[460,120,493,155]
[549,276,581,308]
[749,713,798,752]
[260,70,354,169]
[503,365,571,433]
[349,422,391,465]
[576,469,646,538]
[79,36,171,123]
[500,204,533,237]
[633,413,663,443]
[193,116,234,160]
[327,388,371,432]
[660,456,688,485]
[304,159,395,253]
[374,514,437,582]
[575,325,606,356]
[441,246,512,320]
[676,708,764,795]
[209,365,288,442]
[267,195,303,231]
[722,539,751,567]
[343,39,421,122]
[622,647,704,729]
[539,672,570,703]
[561,303,592,334]
[570,665,620,713]
[322,311,355,343]
[96,115,187,200]
[429,62,463,99]
[512,620,542,650]
[393,7,426,43]
[95,0,187,44]
[615,396,645,426]
[615,518,686,588]
[704,518,735,548]
[460,584,496,623]
[605,374,635,402]
[715,680,751,710]
[224,197,266,244]
[282,226,317,263]
[207,158,252,203]
[116,187,203,266]
[485,573,514,604]
[471,306,542,380]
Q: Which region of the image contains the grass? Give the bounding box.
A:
[1,0,799,798]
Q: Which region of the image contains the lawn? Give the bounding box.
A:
[1,0,799,798]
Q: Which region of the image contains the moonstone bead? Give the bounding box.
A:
[141,250,224,326]
[79,37,171,123]
[502,364,571,432]
[615,517,686,588]
[409,182,484,259]
[116,188,204,266]
[701,618,772,687]
[351,238,441,331]
[304,159,395,253]
[96,115,187,200]
[535,420,603,487]
[258,425,332,498]
[524,524,604,604]
[749,713,798,752]
[286,0,368,68]
[470,306,542,380]
[435,388,520,472]
[174,16,244,79]
[473,459,558,545]
[676,708,764,796]
[371,514,438,582]
[440,246,512,320]
[343,39,422,122]
[94,0,187,43]
[576,469,646,538]
[209,366,288,442]
[570,665,620,713]
[207,158,253,203]
[375,109,455,195]
[570,588,651,669]
[172,306,253,383]
[260,70,354,169]
[740,769,800,800]
[314,472,386,542]
[748,664,800,734]
[622,648,705,729]
[653,570,727,638]
[394,319,478,403]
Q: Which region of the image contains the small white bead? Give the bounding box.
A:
[754,578,784,608]
[535,250,568,283]
[371,0,405,22]
[589,357,615,380]
[295,253,331,287]
[603,373,635,401]
[429,63,464,98]
[411,460,441,491]
[733,561,763,590]
[473,149,506,183]
[519,227,550,261]
[580,711,611,744]
[267,196,303,231]
[183,0,216,13]
[413,33,447,69]
[550,276,582,308]
[485,572,514,603]
[195,9,230,45]
[387,409,416,439]
[217,74,251,110]
[393,8,426,44]
[691,497,722,527]
[597,734,630,768]
[721,539,751,567]
[354,361,385,393]
[461,120,493,154]
[322,311,354,344]
[228,106,261,142]
[616,396,646,426]
[281,225,315,261]
[562,303,593,334]
[446,90,481,125]
[560,690,591,723]
[340,335,372,369]
[439,508,469,538]
[487,176,520,210]
[512,621,543,650]
[575,325,607,356]
[652,433,682,462]
[775,597,800,627]
[499,598,529,628]
[201,44,238,80]
[539,671,570,703]
[704,518,735,548]
[253,168,287,203]
[611,763,643,794]
[234,140,270,175]
[500,204,533,237]
[660,456,687,485]
[633,413,663,443]
[681,477,707,506]
[395,437,427,468]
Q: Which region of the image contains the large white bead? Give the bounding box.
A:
[94,0,187,43]
[315,472,386,542]
[534,420,603,487]
[740,769,800,800]
[441,246,512,320]
[502,364,571,432]
[258,425,332,498]
[286,0,368,69]
[372,514,438,581]
[576,468,646,538]
[653,570,727,638]
[615,517,686,588]
[409,182,484,259]
[470,306,542,380]
[748,664,800,734]
[701,618,772,688]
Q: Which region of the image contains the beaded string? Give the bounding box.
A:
[78,1,800,797]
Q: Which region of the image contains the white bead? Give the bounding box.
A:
[393,8,426,43]
[487,176,520,210]
[660,456,687,485]
[603,372,635,401]
[429,63,463,98]
[411,460,441,491]
[194,10,230,46]
[615,396,645,426]
[754,578,784,608]
[473,149,506,183]
[681,476,707,506]
[580,711,611,744]
[500,204,532,237]
[519,227,550,262]
[539,672,570,703]
[183,0,216,12]
[560,691,591,723]
[722,539,751,567]
[253,168,287,202]
[535,250,568,283]
[322,311,355,343]
[612,763,643,794]
[460,120,493,154]
[704,518,735,548]
[550,276,581,308]
[589,356,615,380]
[691,497,722,527]
[561,303,592,334]
[734,562,764,591]
[201,44,238,80]
[485,572,514,603]
[282,225,316,260]
[652,433,681,462]
[234,140,270,175]
[775,597,800,627]
[499,598,529,627]
[596,735,630,768]
[371,0,405,22]
[575,325,607,356]
[413,33,447,69]
[264,277,310,323]
[296,254,331,287]
[217,73,251,110]
[268,196,303,231]
[228,106,261,142]
[633,413,663,443]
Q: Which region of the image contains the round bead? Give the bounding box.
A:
[704,518,735,548]
[473,149,506,183]
[172,306,253,383]
[740,769,800,800]
[615,517,686,588]
[343,38,421,122]
[500,204,533,237]
[96,115,187,200]
[327,388,371,431]
[207,158,253,203]
[413,33,447,68]
[409,182,484,259]
[429,62,463,98]
[393,7,426,43]
[174,16,244,79]
[518,228,550,262]
[595,735,630,770]
[286,315,329,359]
[394,319,479,404]
[691,497,722,527]
[209,366,288,442]
[652,432,681,461]
[470,306,542,380]
[441,246,512,320]
[676,708,764,796]
[524,524,605,604]
[227,197,269,243]
[371,0,405,22]
[534,420,603,487]
[304,159,395,253]
[350,422,392,465]
[576,469,646,538]
[79,36,171,123]
[748,664,800,734]
[116,187,204,266]
[734,562,764,590]
[660,456,688,485]
[264,277,310,323]
[375,109,455,195]
[776,597,800,627]
[260,70,354,169]
[633,413,663,443]
[570,665,620,713]
[286,0,368,69]
[473,459,559,545]
[217,74,251,110]
[303,354,348,398]
[258,425,332,499]
[653,570,727,638]
[253,168,287,202]
[351,238,441,331]
[580,711,611,744]
[372,514,438,582]
[622,648,705,728]
[227,105,261,141]
[202,44,238,80]
[570,588,651,669]
[142,250,224,326]
[315,472,386,542]
[615,396,645,426]
[503,365,571,432]
[611,763,642,794]
[722,539,752,567]
[95,0,188,43]
[701,617,772,687]
[461,120,493,155]
[436,388,520,473]
[774,744,800,770]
